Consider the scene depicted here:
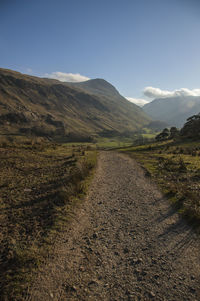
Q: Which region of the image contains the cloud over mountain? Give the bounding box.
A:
[126,97,149,107]
[44,72,90,82]
[144,87,200,99]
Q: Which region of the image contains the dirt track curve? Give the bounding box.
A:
[30,151,200,301]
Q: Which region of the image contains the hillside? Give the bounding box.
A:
[0,68,150,141]
[143,96,200,128]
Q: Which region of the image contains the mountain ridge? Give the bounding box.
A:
[0,68,150,141]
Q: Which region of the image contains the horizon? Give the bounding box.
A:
[1,0,200,105]
[2,66,200,108]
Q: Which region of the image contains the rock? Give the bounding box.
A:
[125,289,131,295]
[87,247,93,253]
[92,232,98,239]
[96,258,102,266]
[24,188,32,192]
[134,268,140,274]
[65,285,77,293]
[128,295,135,301]
[149,291,156,298]
[123,247,129,254]
[72,286,77,292]
[189,287,196,294]
[86,239,91,245]
[88,280,98,286]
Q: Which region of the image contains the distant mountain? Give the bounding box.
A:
[147,120,169,131]
[0,68,150,141]
[143,96,200,128]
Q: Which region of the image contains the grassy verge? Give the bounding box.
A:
[120,140,200,227]
[0,141,97,300]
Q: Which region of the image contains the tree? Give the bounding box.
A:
[169,127,179,139]
[180,113,200,139]
[155,128,169,141]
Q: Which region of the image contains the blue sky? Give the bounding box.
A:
[1,0,200,103]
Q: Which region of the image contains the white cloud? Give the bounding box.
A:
[44,71,90,82]
[126,97,149,107]
[26,68,33,74]
[144,86,200,99]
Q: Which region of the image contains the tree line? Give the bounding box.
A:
[155,113,200,141]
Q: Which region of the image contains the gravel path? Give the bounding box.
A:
[30,151,200,301]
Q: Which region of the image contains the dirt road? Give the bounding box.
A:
[30,152,200,300]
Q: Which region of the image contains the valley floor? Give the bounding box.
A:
[29,152,200,300]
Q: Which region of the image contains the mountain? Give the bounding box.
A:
[143,96,200,128]
[68,78,121,98]
[0,68,150,141]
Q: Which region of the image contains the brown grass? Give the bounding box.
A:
[0,141,97,300]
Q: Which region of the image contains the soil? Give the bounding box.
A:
[29,151,200,301]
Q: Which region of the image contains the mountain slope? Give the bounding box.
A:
[143,96,200,128]
[0,68,150,141]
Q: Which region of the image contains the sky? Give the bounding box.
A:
[1,0,200,105]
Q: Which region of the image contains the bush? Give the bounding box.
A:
[178,157,187,172]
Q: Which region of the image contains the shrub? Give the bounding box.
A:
[178,157,187,172]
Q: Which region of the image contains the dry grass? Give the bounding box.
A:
[0,141,97,300]
[120,140,200,228]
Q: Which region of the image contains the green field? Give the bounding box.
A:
[96,137,134,149]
